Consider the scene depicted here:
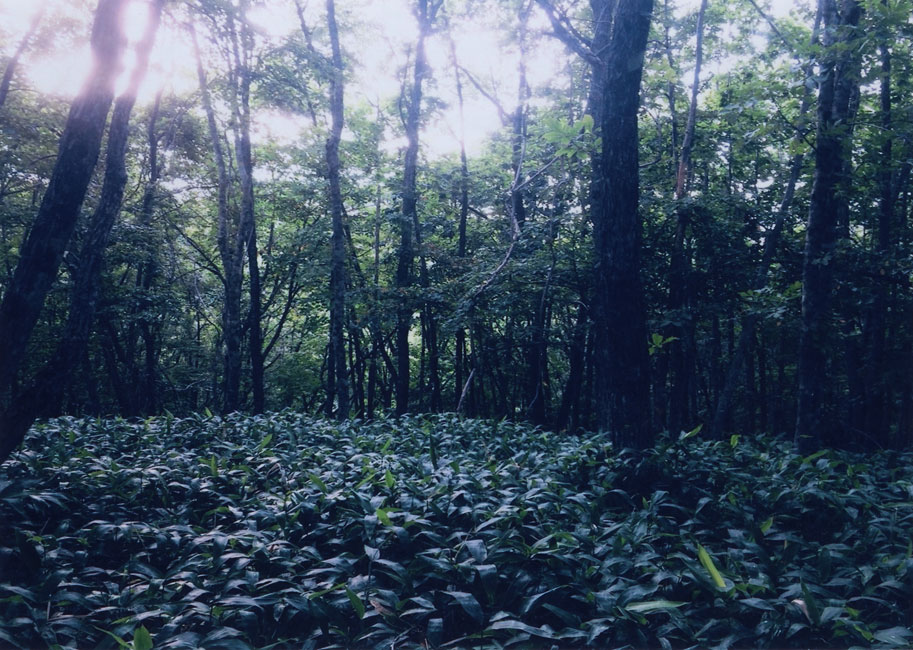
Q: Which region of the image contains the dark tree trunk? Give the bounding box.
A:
[795,0,862,453]
[395,0,438,415]
[326,0,349,419]
[591,0,654,448]
[191,20,237,413]
[666,0,706,435]
[0,0,157,462]
[863,26,892,446]
[135,89,164,414]
[0,0,127,397]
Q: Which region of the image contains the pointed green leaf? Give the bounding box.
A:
[132,626,153,650]
[444,591,484,624]
[309,473,328,493]
[697,544,726,589]
[624,600,686,613]
[346,587,365,619]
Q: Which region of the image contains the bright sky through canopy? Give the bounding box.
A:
[0,0,804,158]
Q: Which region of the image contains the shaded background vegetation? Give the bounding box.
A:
[0,0,912,452]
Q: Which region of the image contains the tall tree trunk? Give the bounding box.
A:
[232,2,261,414]
[591,0,654,448]
[448,34,471,410]
[863,23,892,446]
[395,0,438,415]
[190,20,238,413]
[795,0,862,453]
[667,0,707,434]
[325,0,349,419]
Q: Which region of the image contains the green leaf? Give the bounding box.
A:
[256,433,273,451]
[624,600,686,613]
[376,507,393,526]
[94,627,131,649]
[697,544,726,589]
[345,587,365,619]
[759,517,773,534]
[132,626,153,650]
[444,591,484,624]
[680,424,702,440]
[873,627,913,645]
[384,468,396,489]
[489,619,556,639]
[309,473,328,493]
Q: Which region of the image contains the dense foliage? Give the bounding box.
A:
[2,414,912,648]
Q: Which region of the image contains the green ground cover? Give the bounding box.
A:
[1,412,912,648]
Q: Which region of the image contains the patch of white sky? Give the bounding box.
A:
[0,0,810,160]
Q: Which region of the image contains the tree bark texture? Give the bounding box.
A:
[0,0,140,461]
[326,0,349,419]
[395,0,438,415]
[590,0,654,448]
[795,0,862,453]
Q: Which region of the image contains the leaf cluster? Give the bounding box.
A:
[1,414,912,648]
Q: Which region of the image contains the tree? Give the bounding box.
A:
[539,0,655,447]
[0,0,128,461]
[190,0,260,414]
[0,0,164,457]
[395,0,442,415]
[795,0,862,453]
[325,0,349,419]
[592,0,654,448]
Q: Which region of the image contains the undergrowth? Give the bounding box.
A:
[1,412,912,648]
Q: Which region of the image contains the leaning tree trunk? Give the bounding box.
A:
[795,0,862,453]
[0,0,132,462]
[2,0,162,444]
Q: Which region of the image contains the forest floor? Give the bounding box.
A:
[1,412,912,649]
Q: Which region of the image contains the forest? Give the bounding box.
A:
[1,0,913,648]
